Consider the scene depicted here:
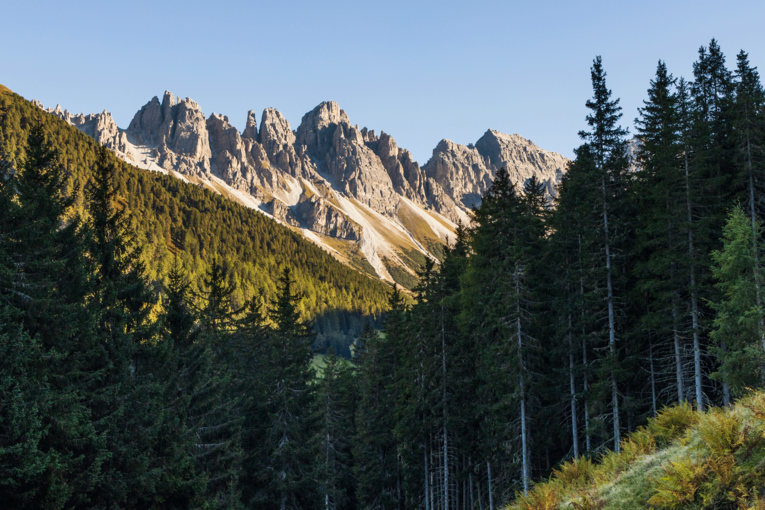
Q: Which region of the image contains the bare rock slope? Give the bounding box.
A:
[36,94,569,288]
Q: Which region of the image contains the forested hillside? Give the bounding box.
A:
[2,37,765,510]
[0,87,391,353]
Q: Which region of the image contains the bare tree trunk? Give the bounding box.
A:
[684,151,704,411]
[516,265,529,494]
[672,300,684,404]
[601,175,620,451]
[578,243,591,453]
[568,314,579,458]
[486,461,494,510]
[468,457,475,510]
[442,300,449,510]
[430,443,435,510]
[425,450,430,510]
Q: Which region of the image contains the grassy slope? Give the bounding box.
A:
[510,392,765,510]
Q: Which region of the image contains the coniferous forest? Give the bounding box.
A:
[3,38,765,508]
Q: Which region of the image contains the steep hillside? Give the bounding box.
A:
[32,92,569,289]
[510,393,765,509]
[0,87,392,352]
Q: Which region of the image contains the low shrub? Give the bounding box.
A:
[647,402,699,446]
[696,409,745,457]
[552,457,595,488]
[515,483,562,510]
[647,455,708,509]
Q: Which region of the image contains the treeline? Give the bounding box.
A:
[345,38,765,510]
[0,88,391,330]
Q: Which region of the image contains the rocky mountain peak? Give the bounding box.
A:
[242,110,258,140]
[296,101,351,156]
[34,91,569,288]
[260,108,295,148]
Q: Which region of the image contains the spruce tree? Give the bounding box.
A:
[354,293,403,510]
[315,349,358,510]
[677,77,707,411]
[691,39,737,407]
[633,61,690,407]
[710,206,765,392]
[732,50,765,360]
[194,258,245,508]
[577,56,631,451]
[258,267,317,510]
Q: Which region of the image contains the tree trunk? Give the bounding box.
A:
[425,450,430,510]
[468,457,475,510]
[516,264,529,494]
[672,300,684,404]
[684,151,704,411]
[430,444,435,510]
[486,461,493,510]
[442,300,449,510]
[602,174,620,451]
[568,314,579,458]
[578,238,591,453]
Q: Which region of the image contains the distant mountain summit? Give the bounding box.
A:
[33,93,569,288]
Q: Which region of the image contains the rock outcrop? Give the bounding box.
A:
[422,130,568,209]
[42,103,129,156]
[126,92,213,178]
[295,195,362,240]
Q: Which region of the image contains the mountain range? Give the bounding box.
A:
[33,93,569,288]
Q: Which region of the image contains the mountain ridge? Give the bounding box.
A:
[33,92,569,288]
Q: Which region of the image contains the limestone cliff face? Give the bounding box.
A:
[422,130,568,209]
[297,101,399,216]
[126,92,212,178]
[295,195,362,240]
[40,103,129,156]
[33,94,569,286]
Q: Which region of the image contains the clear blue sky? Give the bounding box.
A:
[3,0,764,162]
